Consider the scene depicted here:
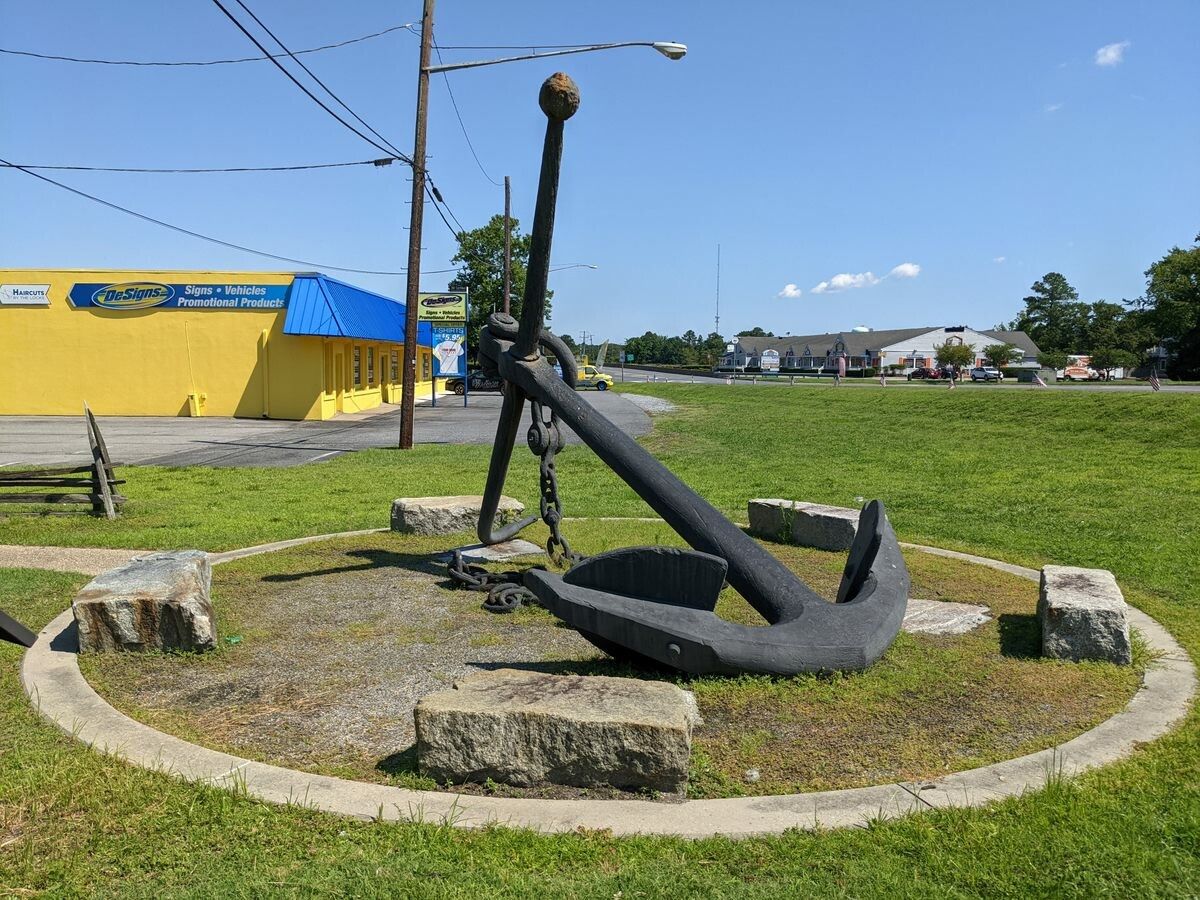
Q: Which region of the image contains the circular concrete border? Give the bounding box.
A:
[19,535,1196,839]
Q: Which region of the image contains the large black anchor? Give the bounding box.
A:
[472,73,910,676]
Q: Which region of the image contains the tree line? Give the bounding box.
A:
[451,214,1199,379]
[999,233,1199,378]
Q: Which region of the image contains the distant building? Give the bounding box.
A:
[719,325,1041,372]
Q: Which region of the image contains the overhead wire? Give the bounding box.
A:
[1,158,399,173]
[0,23,415,66]
[433,38,502,187]
[227,0,411,163]
[207,0,410,164]
[0,158,408,275]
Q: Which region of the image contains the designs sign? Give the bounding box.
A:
[417,292,467,322]
[68,281,290,310]
[0,284,50,306]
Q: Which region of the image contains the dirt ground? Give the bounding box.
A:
[81,530,1143,799]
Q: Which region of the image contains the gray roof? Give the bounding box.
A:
[980,329,1041,356]
[731,327,1041,358]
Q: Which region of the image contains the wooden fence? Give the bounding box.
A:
[0,404,125,519]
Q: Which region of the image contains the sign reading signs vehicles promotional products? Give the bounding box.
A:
[67,281,290,311]
[416,291,468,322]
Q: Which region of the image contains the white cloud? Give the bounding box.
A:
[1094,41,1130,67]
[811,271,879,294]
[777,283,803,298]
[888,262,921,279]
[993,256,1006,263]
[809,261,921,294]
[1044,102,1064,113]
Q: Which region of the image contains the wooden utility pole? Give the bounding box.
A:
[502,175,512,314]
[398,0,435,450]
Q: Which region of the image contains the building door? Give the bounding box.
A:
[334,350,345,412]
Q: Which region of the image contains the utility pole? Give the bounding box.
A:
[398,0,435,450]
[502,175,512,314]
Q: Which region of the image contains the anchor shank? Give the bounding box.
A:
[501,359,825,624]
[514,114,567,360]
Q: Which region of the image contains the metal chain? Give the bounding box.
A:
[447,397,583,613]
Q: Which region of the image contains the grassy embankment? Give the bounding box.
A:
[1,386,1198,896]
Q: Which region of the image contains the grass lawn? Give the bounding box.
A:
[2,386,1199,896]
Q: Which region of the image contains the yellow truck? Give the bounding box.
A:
[576,364,614,391]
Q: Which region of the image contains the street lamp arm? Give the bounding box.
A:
[426,41,686,74]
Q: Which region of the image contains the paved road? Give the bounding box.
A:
[0,392,650,468]
[619,368,1200,392]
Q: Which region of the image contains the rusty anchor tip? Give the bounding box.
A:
[539,72,580,121]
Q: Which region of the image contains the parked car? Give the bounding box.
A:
[970,366,1004,382]
[1058,365,1100,381]
[576,364,614,391]
[444,370,503,395]
[906,367,941,380]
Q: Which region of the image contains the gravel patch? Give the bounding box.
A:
[0,544,147,576]
[622,394,679,415]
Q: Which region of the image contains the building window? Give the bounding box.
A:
[323,346,334,396]
[367,347,376,385]
[353,346,362,386]
[390,349,399,382]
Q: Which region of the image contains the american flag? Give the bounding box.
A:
[1033,372,1048,387]
[1150,368,1161,391]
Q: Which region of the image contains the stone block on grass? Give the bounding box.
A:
[1038,565,1131,664]
[72,551,215,653]
[415,668,699,793]
[391,495,524,536]
[748,499,859,551]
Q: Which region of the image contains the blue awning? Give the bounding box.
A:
[283,274,431,343]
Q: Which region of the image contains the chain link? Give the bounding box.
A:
[446,396,584,613]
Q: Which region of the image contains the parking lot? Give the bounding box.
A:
[0,392,651,468]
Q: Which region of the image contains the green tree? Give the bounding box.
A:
[1089,347,1137,381]
[1136,233,1200,379]
[1009,273,1089,353]
[450,214,551,351]
[934,341,975,370]
[1037,350,1070,371]
[982,343,1019,368]
[736,326,774,337]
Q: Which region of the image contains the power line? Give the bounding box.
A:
[208,0,409,164]
[0,157,409,275]
[433,39,501,187]
[0,23,415,66]
[227,0,410,163]
[1,158,399,174]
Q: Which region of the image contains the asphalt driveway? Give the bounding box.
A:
[0,392,651,468]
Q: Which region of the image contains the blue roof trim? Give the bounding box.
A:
[283,274,430,343]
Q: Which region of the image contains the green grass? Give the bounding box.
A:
[2,386,1199,896]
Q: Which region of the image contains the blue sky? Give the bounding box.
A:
[3,1,1197,342]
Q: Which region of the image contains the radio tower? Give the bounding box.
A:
[715,244,721,337]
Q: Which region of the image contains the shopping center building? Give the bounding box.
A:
[0,270,433,420]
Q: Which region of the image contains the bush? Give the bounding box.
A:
[1000,367,1024,379]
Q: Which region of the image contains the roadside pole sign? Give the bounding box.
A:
[420,291,469,408]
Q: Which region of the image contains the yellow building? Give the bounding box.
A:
[0,270,433,420]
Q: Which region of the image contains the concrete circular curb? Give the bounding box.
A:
[19,536,1197,839]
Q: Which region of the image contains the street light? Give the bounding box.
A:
[426,41,687,74]
[397,0,685,449]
